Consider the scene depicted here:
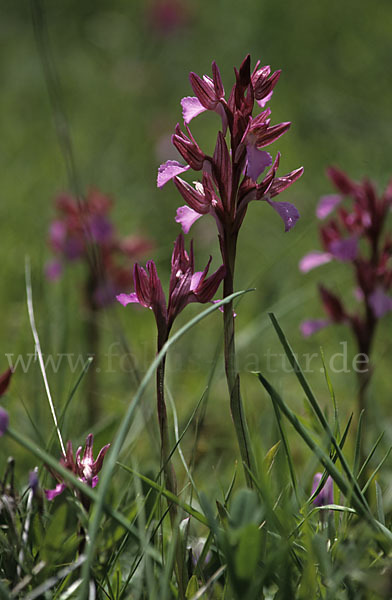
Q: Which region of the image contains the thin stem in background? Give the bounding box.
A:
[25,257,65,456]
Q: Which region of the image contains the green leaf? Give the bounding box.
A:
[263,440,281,473]
[186,575,199,599]
[376,481,385,526]
[362,448,392,495]
[234,524,262,580]
[118,462,208,526]
[353,410,365,477]
[229,489,262,529]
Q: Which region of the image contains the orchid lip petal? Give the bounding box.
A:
[316,194,342,219]
[246,146,272,181]
[329,237,358,261]
[45,259,63,281]
[45,483,66,501]
[300,319,330,337]
[368,288,392,318]
[175,205,203,234]
[157,160,190,188]
[299,251,332,273]
[116,293,139,307]
[181,96,207,123]
[266,199,300,231]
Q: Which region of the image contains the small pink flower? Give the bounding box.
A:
[45,434,110,501]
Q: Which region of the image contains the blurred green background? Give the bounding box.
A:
[1,0,392,488]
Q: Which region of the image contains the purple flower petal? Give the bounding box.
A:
[0,407,9,436]
[29,470,39,493]
[92,475,99,487]
[64,237,84,261]
[89,215,113,243]
[175,205,203,234]
[49,220,67,250]
[311,473,333,507]
[246,145,272,181]
[316,194,342,220]
[211,299,237,316]
[45,259,63,281]
[368,288,392,318]
[329,237,358,261]
[256,90,273,108]
[267,199,300,231]
[181,96,207,123]
[157,160,190,188]
[190,271,203,291]
[299,251,332,273]
[116,292,139,307]
[300,319,330,337]
[45,483,66,501]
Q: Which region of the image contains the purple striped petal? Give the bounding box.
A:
[299,251,332,273]
[116,293,139,307]
[0,407,9,436]
[175,205,203,233]
[45,483,66,500]
[246,145,272,181]
[300,319,330,337]
[316,194,342,220]
[267,199,300,231]
[157,160,190,188]
[256,90,273,108]
[329,237,358,261]
[181,96,207,123]
[369,288,392,318]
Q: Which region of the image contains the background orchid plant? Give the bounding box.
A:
[300,167,392,416]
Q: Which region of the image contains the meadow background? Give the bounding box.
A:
[1,0,392,496]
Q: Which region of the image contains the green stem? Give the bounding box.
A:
[156,351,188,599]
[222,231,256,487]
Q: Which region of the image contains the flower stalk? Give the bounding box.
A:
[222,230,256,486]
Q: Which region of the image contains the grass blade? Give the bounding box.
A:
[255,371,392,548]
[268,313,369,515]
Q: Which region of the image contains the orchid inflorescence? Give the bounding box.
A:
[45,433,110,506]
[117,233,225,348]
[46,187,153,309]
[158,54,303,240]
[300,167,392,358]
